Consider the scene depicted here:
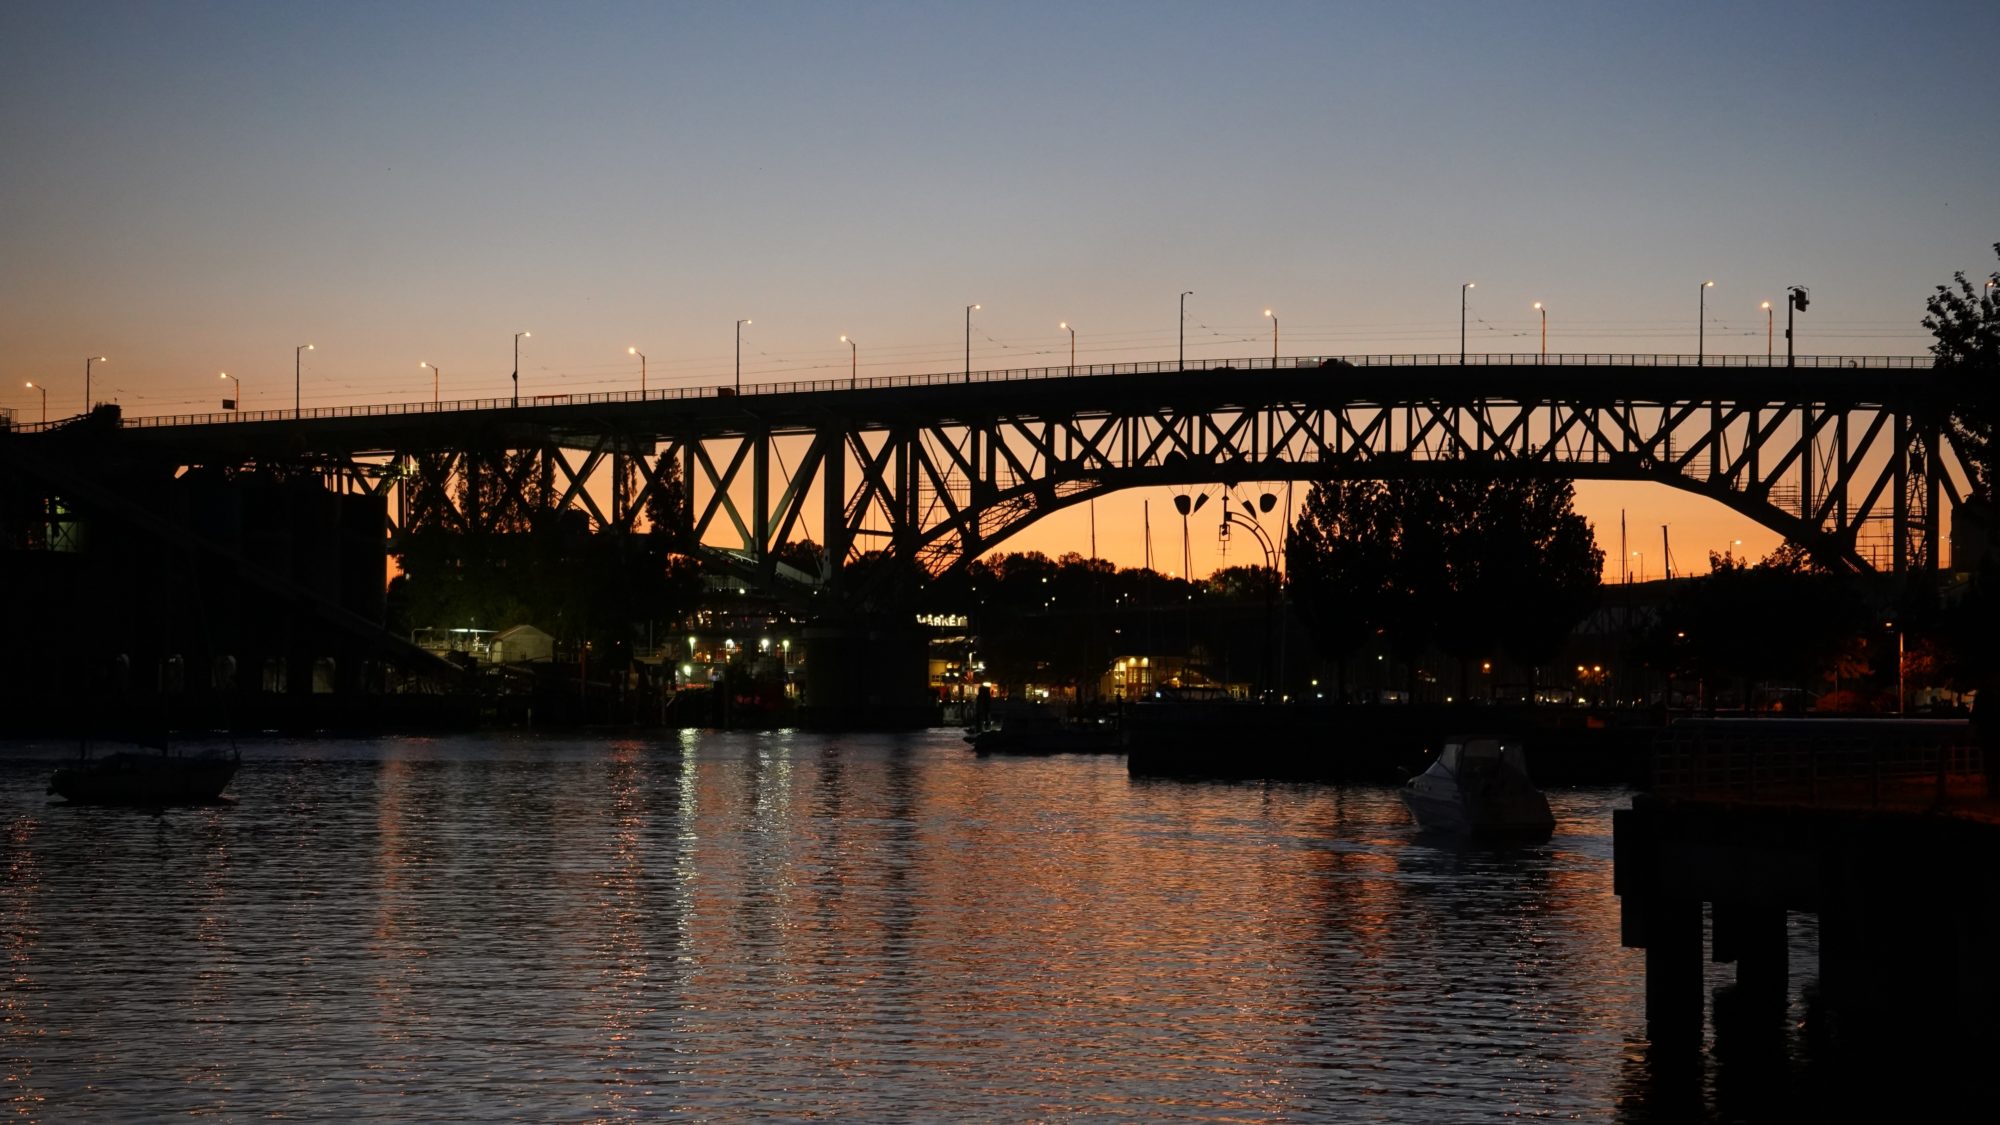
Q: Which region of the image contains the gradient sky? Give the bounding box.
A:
[4,1,1996,578]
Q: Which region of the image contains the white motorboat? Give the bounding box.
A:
[1400,736,1554,839]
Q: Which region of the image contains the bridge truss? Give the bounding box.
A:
[39,354,1971,591]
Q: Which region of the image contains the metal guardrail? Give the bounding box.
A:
[8,351,1937,435]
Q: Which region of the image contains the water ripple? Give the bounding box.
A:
[1,731,1682,1120]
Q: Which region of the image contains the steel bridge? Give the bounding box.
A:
[7,352,1969,591]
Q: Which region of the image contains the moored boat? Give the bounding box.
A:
[1399,736,1553,839]
[48,749,239,806]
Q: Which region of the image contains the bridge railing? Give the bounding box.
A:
[8,352,1935,433]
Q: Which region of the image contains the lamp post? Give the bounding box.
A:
[295,343,314,416]
[1459,283,1474,364]
[1631,550,1642,583]
[1059,321,1075,375]
[84,356,105,414]
[1179,291,1193,370]
[839,335,856,389]
[1786,285,1809,368]
[421,362,440,405]
[735,319,751,392]
[964,304,979,378]
[24,382,44,424]
[1697,280,1715,366]
[1532,302,1546,360]
[1264,309,1278,362]
[219,372,240,411]
[511,331,530,405]
[1762,301,1773,365]
[628,347,646,395]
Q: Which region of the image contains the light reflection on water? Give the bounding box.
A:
[0,730,1752,1119]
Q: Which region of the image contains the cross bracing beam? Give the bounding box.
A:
[39,358,1969,594]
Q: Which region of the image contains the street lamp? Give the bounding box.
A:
[964,304,980,378]
[1697,280,1715,366]
[295,343,314,417]
[839,335,856,389]
[513,331,530,406]
[1179,291,1193,370]
[84,356,105,415]
[1264,309,1278,362]
[1459,283,1474,364]
[1761,301,1773,365]
[1532,302,1546,360]
[421,362,440,405]
[628,346,646,395]
[24,382,44,424]
[219,372,240,411]
[1059,321,1075,375]
[1785,285,1810,369]
[735,319,751,392]
[1631,549,1643,583]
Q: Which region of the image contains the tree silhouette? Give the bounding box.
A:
[1286,472,1603,685]
[1923,241,2000,501]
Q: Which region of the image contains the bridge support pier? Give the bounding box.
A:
[1616,790,2000,1099]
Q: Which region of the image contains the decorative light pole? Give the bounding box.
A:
[1785,286,1809,368]
[1459,283,1474,364]
[628,346,646,394]
[735,319,751,392]
[513,331,530,405]
[1532,302,1546,360]
[1762,301,1773,365]
[839,335,856,389]
[25,381,44,424]
[1179,291,1193,370]
[421,362,440,404]
[1697,280,1715,366]
[84,356,105,415]
[219,372,240,411]
[964,304,980,378]
[1264,309,1278,362]
[295,343,314,416]
[1059,321,1075,375]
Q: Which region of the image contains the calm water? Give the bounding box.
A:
[2,730,1820,1121]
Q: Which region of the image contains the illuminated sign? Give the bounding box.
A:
[916,613,968,628]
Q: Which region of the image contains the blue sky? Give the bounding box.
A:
[3,1,1995,572]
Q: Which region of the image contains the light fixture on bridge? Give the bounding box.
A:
[1532,302,1546,360]
[1460,284,1474,365]
[735,319,751,393]
[1059,321,1075,375]
[84,356,106,415]
[628,346,647,395]
[421,362,440,404]
[1785,286,1810,368]
[25,381,44,425]
[965,304,980,378]
[839,335,857,389]
[1179,291,1193,371]
[1761,301,1773,365]
[295,344,314,417]
[219,371,239,412]
[514,331,531,406]
[1264,309,1277,362]
[1697,281,1715,366]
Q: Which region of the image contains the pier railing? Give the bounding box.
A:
[1651,717,1986,810]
